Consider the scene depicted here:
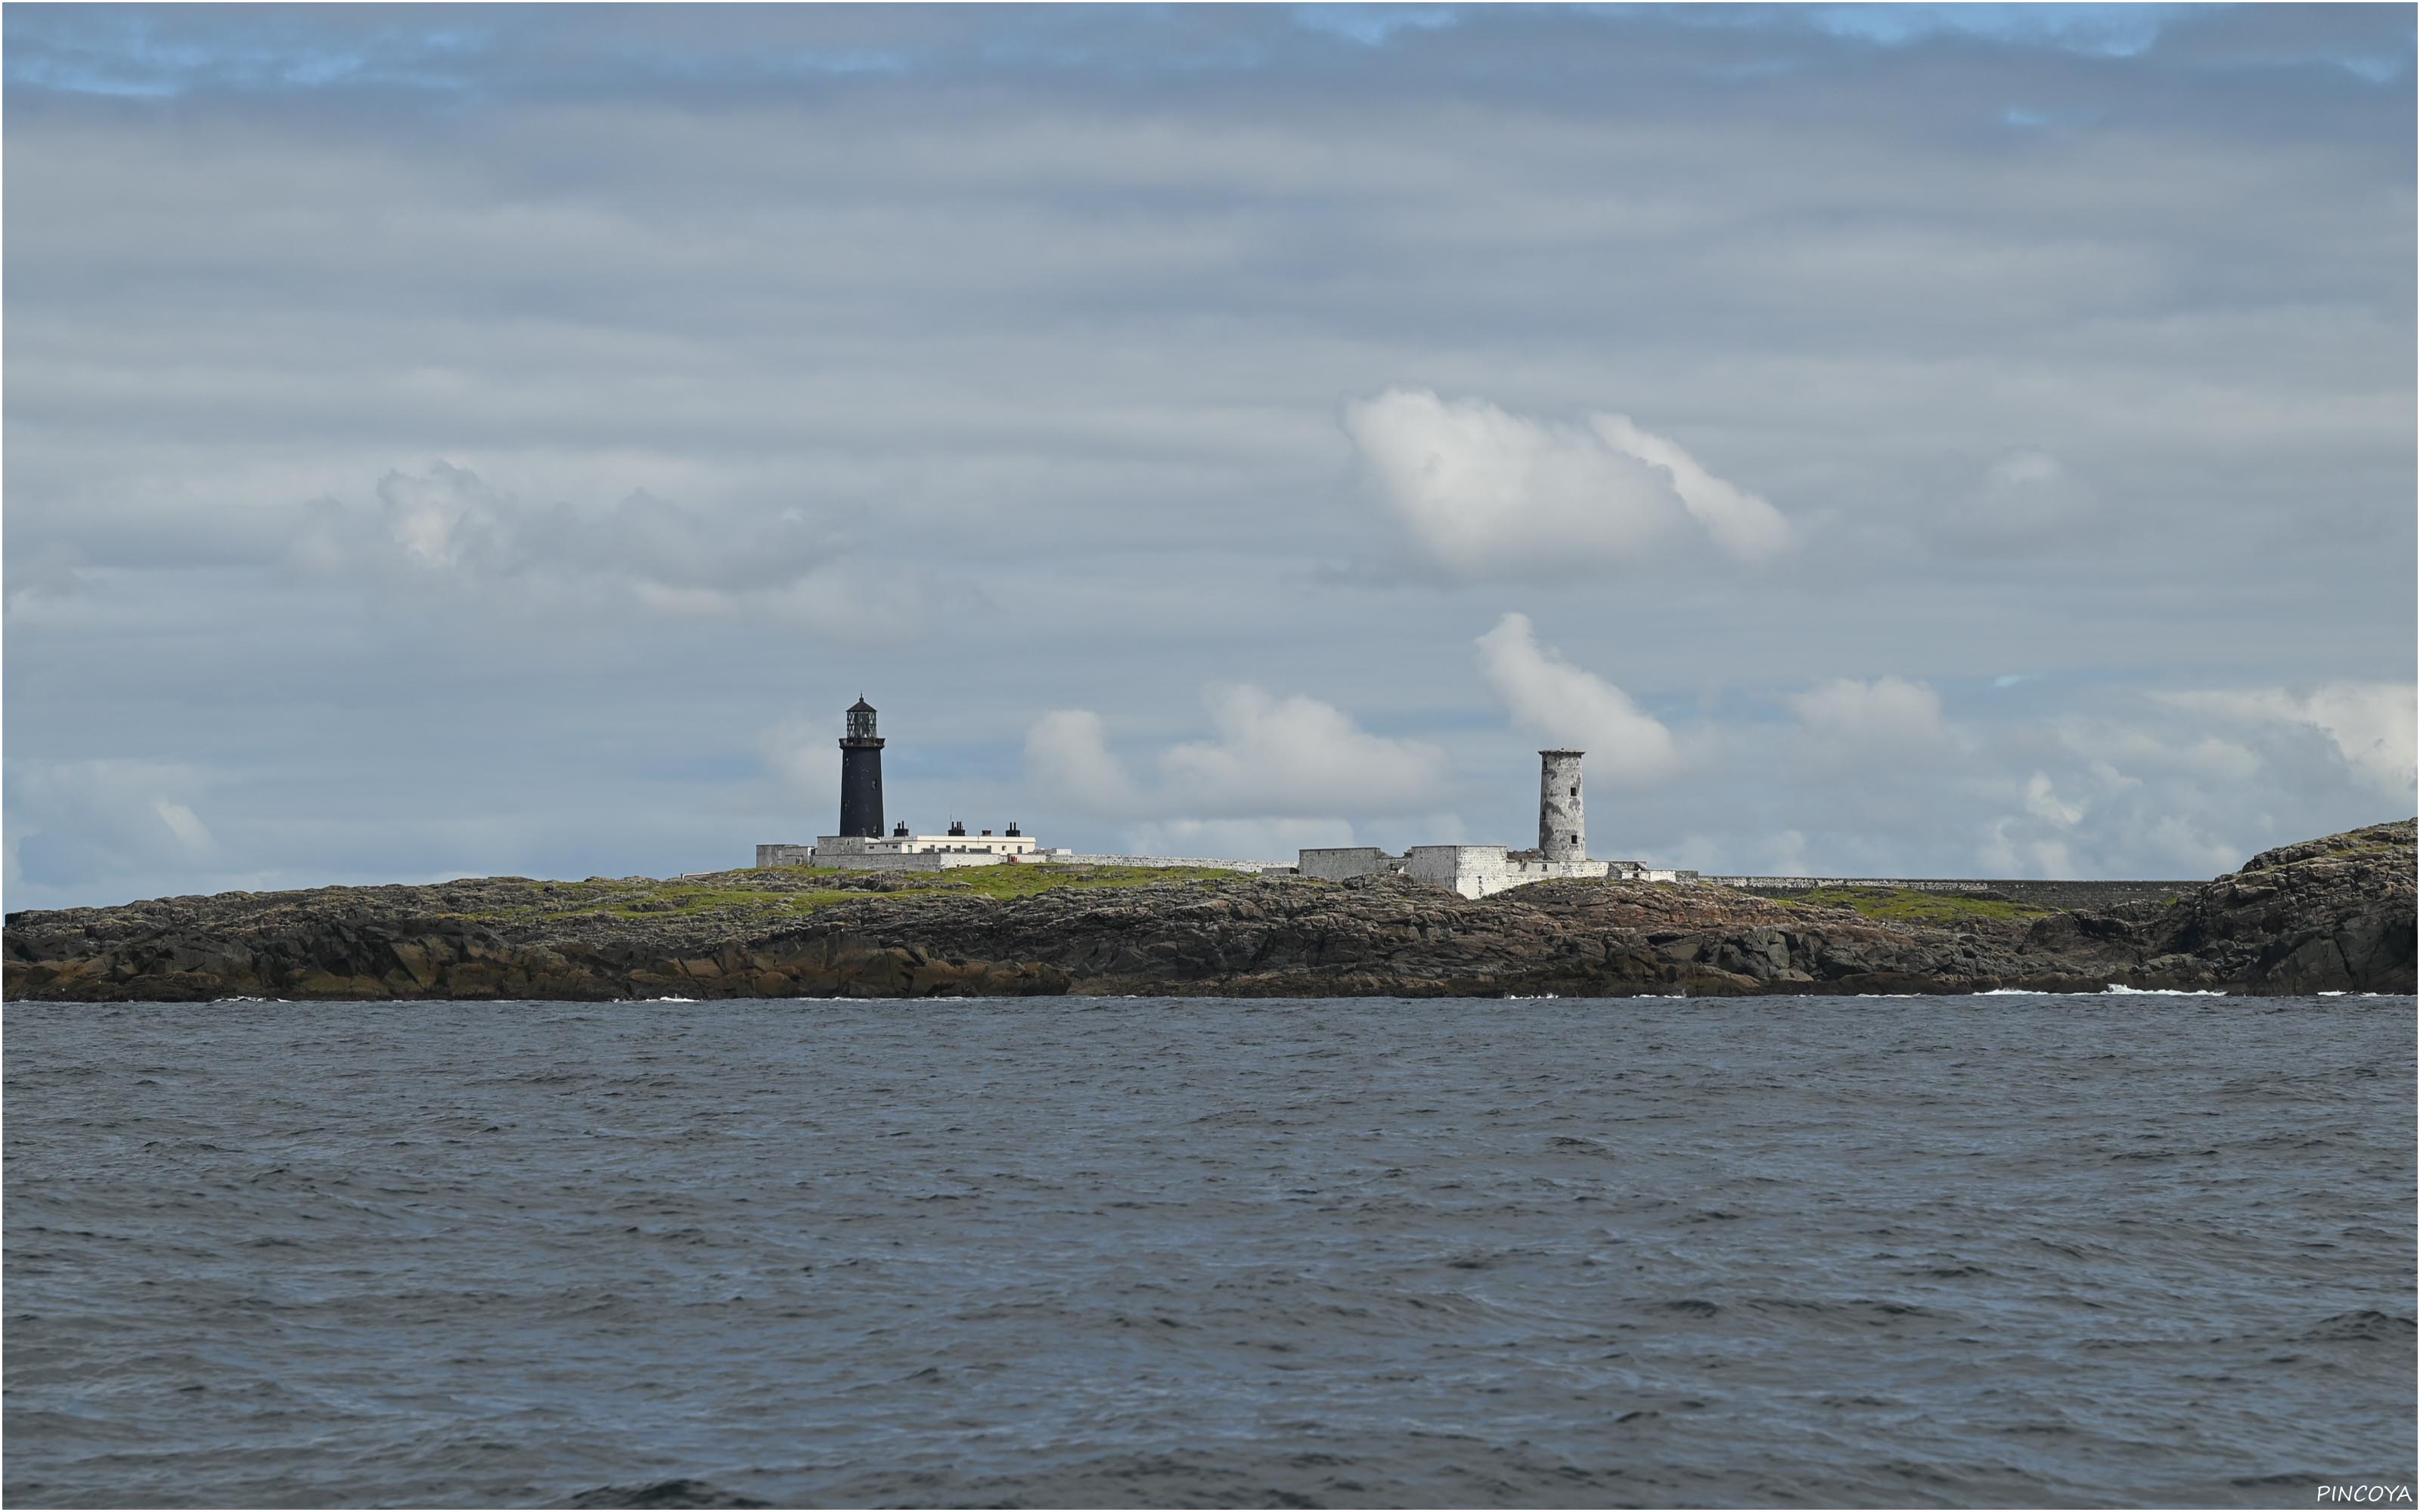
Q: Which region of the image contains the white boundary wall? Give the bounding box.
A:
[755,844,1292,875]
[1407,844,1611,900]
[1039,854,1292,873]
[757,844,1007,872]
[1302,844,1630,900]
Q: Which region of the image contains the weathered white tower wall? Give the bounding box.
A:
[1539,750,1586,862]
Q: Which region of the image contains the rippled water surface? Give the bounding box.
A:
[6,994,2414,1507]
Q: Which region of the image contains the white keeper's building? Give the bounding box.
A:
[757,820,1050,873]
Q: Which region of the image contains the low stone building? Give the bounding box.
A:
[1298,750,1680,900]
[1298,842,1630,900]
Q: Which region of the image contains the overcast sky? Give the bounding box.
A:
[5,2,2414,909]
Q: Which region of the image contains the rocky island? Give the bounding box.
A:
[5,821,2411,1002]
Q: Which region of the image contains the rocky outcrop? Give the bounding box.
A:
[2142,819,2415,993]
[5,822,2410,1001]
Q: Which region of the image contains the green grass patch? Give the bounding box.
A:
[468,883,803,923]
[461,864,1253,925]
[1776,887,2054,925]
[601,886,807,918]
[586,864,1246,918]
[932,864,1239,901]
[2320,842,2403,861]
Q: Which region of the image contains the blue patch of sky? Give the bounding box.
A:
[278,51,365,88]
[1289,5,1462,48]
[6,2,2406,100]
[1802,3,2180,57]
[976,36,1272,75]
[2000,104,2106,132]
[3,11,492,97]
[1572,2,2177,57]
[5,54,180,98]
[2226,41,2412,85]
[758,50,917,79]
[970,37,1108,71]
[1701,57,1801,84]
[1649,3,2412,82]
[2339,54,2405,84]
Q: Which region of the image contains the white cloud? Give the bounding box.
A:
[1786,675,1947,748]
[2055,720,2263,785]
[2157,683,2418,797]
[5,759,219,897]
[153,798,214,852]
[1024,686,1449,832]
[1978,816,2074,879]
[1,543,95,617]
[1342,389,1789,581]
[1474,612,1683,784]
[2144,813,2243,875]
[1122,817,1357,862]
[759,714,845,820]
[1159,684,1450,817]
[1590,412,1794,563]
[2022,770,2086,828]
[1024,709,1145,818]
[376,462,517,573]
[634,567,939,640]
[292,462,924,635]
[1933,446,2097,553]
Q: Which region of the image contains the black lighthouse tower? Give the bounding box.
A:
[838,697,885,838]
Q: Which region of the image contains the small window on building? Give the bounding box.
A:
[1569,786,1578,797]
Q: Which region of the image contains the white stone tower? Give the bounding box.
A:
[1539,750,1585,861]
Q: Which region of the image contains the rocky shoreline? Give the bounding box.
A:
[5,821,2411,1002]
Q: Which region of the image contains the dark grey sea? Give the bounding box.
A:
[5,994,2413,1509]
